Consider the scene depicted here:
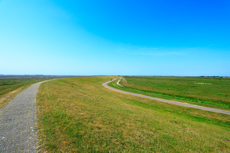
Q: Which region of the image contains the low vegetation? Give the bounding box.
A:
[0,78,47,109]
[114,76,230,110]
[37,77,230,152]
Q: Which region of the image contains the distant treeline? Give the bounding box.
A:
[121,75,229,78]
[0,75,90,79]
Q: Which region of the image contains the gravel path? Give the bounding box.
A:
[0,81,47,153]
[103,79,230,115]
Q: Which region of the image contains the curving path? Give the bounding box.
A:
[103,78,230,115]
[0,81,47,153]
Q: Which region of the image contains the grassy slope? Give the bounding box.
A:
[117,77,230,110]
[0,78,47,109]
[37,77,230,152]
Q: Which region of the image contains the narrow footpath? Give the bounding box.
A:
[103,79,230,115]
[0,81,46,152]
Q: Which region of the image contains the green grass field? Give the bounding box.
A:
[37,77,230,152]
[114,76,230,110]
[0,78,47,108]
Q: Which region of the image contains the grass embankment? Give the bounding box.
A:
[37,77,230,152]
[113,77,230,110]
[0,78,47,109]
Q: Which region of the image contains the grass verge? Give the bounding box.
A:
[37,77,230,152]
[0,78,48,109]
[110,77,230,110]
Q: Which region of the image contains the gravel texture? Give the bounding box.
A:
[0,81,46,153]
[103,78,230,115]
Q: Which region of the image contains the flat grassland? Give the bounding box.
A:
[0,78,47,109]
[116,77,230,110]
[37,77,230,152]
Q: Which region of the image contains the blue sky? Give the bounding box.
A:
[0,0,230,76]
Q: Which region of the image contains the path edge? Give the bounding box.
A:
[102,78,230,115]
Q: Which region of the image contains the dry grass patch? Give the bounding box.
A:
[0,87,23,108]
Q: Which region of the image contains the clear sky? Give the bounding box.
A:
[0,0,230,76]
